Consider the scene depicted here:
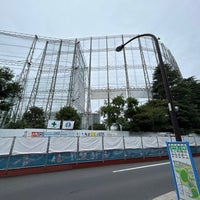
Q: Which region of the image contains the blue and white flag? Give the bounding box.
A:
[47,120,61,129]
[62,121,75,129]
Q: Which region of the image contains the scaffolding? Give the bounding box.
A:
[0,31,180,128]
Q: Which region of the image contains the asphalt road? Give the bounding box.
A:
[0,158,200,200]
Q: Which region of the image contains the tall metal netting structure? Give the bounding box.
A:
[0,31,86,127]
[78,35,180,127]
[0,31,180,128]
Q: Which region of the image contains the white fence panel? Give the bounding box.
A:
[104,137,124,150]
[12,137,48,155]
[195,137,200,146]
[171,137,176,142]
[1,136,200,157]
[79,137,102,151]
[124,137,142,149]
[49,137,77,153]
[0,138,13,155]
[182,136,196,146]
[142,137,158,148]
[157,137,171,147]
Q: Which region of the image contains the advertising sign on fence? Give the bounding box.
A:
[167,142,200,200]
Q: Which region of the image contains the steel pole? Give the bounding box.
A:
[116,34,182,141]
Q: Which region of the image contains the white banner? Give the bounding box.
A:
[171,136,177,142]
[195,137,200,146]
[104,137,124,150]
[49,137,77,153]
[12,137,48,155]
[79,137,102,151]
[47,120,61,129]
[157,137,171,147]
[0,138,13,155]
[182,136,196,146]
[124,137,142,149]
[62,121,75,129]
[142,137,158,148]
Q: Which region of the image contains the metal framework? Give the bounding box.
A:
[0,31,180,128]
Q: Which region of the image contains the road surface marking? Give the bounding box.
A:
[113,162,170,173]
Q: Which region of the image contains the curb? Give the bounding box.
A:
[0,156,168,178]
[152,191,176,200]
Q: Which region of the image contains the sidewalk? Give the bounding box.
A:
[152,191,176,200]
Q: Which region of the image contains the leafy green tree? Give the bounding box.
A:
[6,120,25,129]
[89,123,106,130]
[173,77,200,133]
[101,96,140,131]
[152,64,200,134]
[134,100,171,132]
[55,106,81,129]
[22,106,46,128]
[0,67,21,112]
[101,103,115,130]
[112,96,126,129]
[7,106,46,128]
[101,96,125,130]
[152,64,182,99]
[124,97,139,131]
[173,77,200,106]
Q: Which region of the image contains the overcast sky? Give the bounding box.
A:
[0,0,200,79]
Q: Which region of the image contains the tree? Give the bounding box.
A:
[134,100,171,132]
[22,106,46,128]
[7,106,46,128]
[0,67,21,112]
[173,77,200,133]
[101,96,139,131]
[101,103,114,130]
[152,64,182,99]
[152,64,200,134]
[101,96,125,130]
[6,120,25,129]
[89,123,106,130]
[55,106,81,129]
[124,97,139,131]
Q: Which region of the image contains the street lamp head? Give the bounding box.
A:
[115,45,124,52]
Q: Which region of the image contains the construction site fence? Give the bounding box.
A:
[1,135,200,170]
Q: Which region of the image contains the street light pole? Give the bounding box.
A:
[116,34,182,141]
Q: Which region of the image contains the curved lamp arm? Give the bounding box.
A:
[116,34,182,141]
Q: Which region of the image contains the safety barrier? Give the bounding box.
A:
[1,135,200,172]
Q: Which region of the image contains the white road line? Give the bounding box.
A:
[113,162,170,173]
